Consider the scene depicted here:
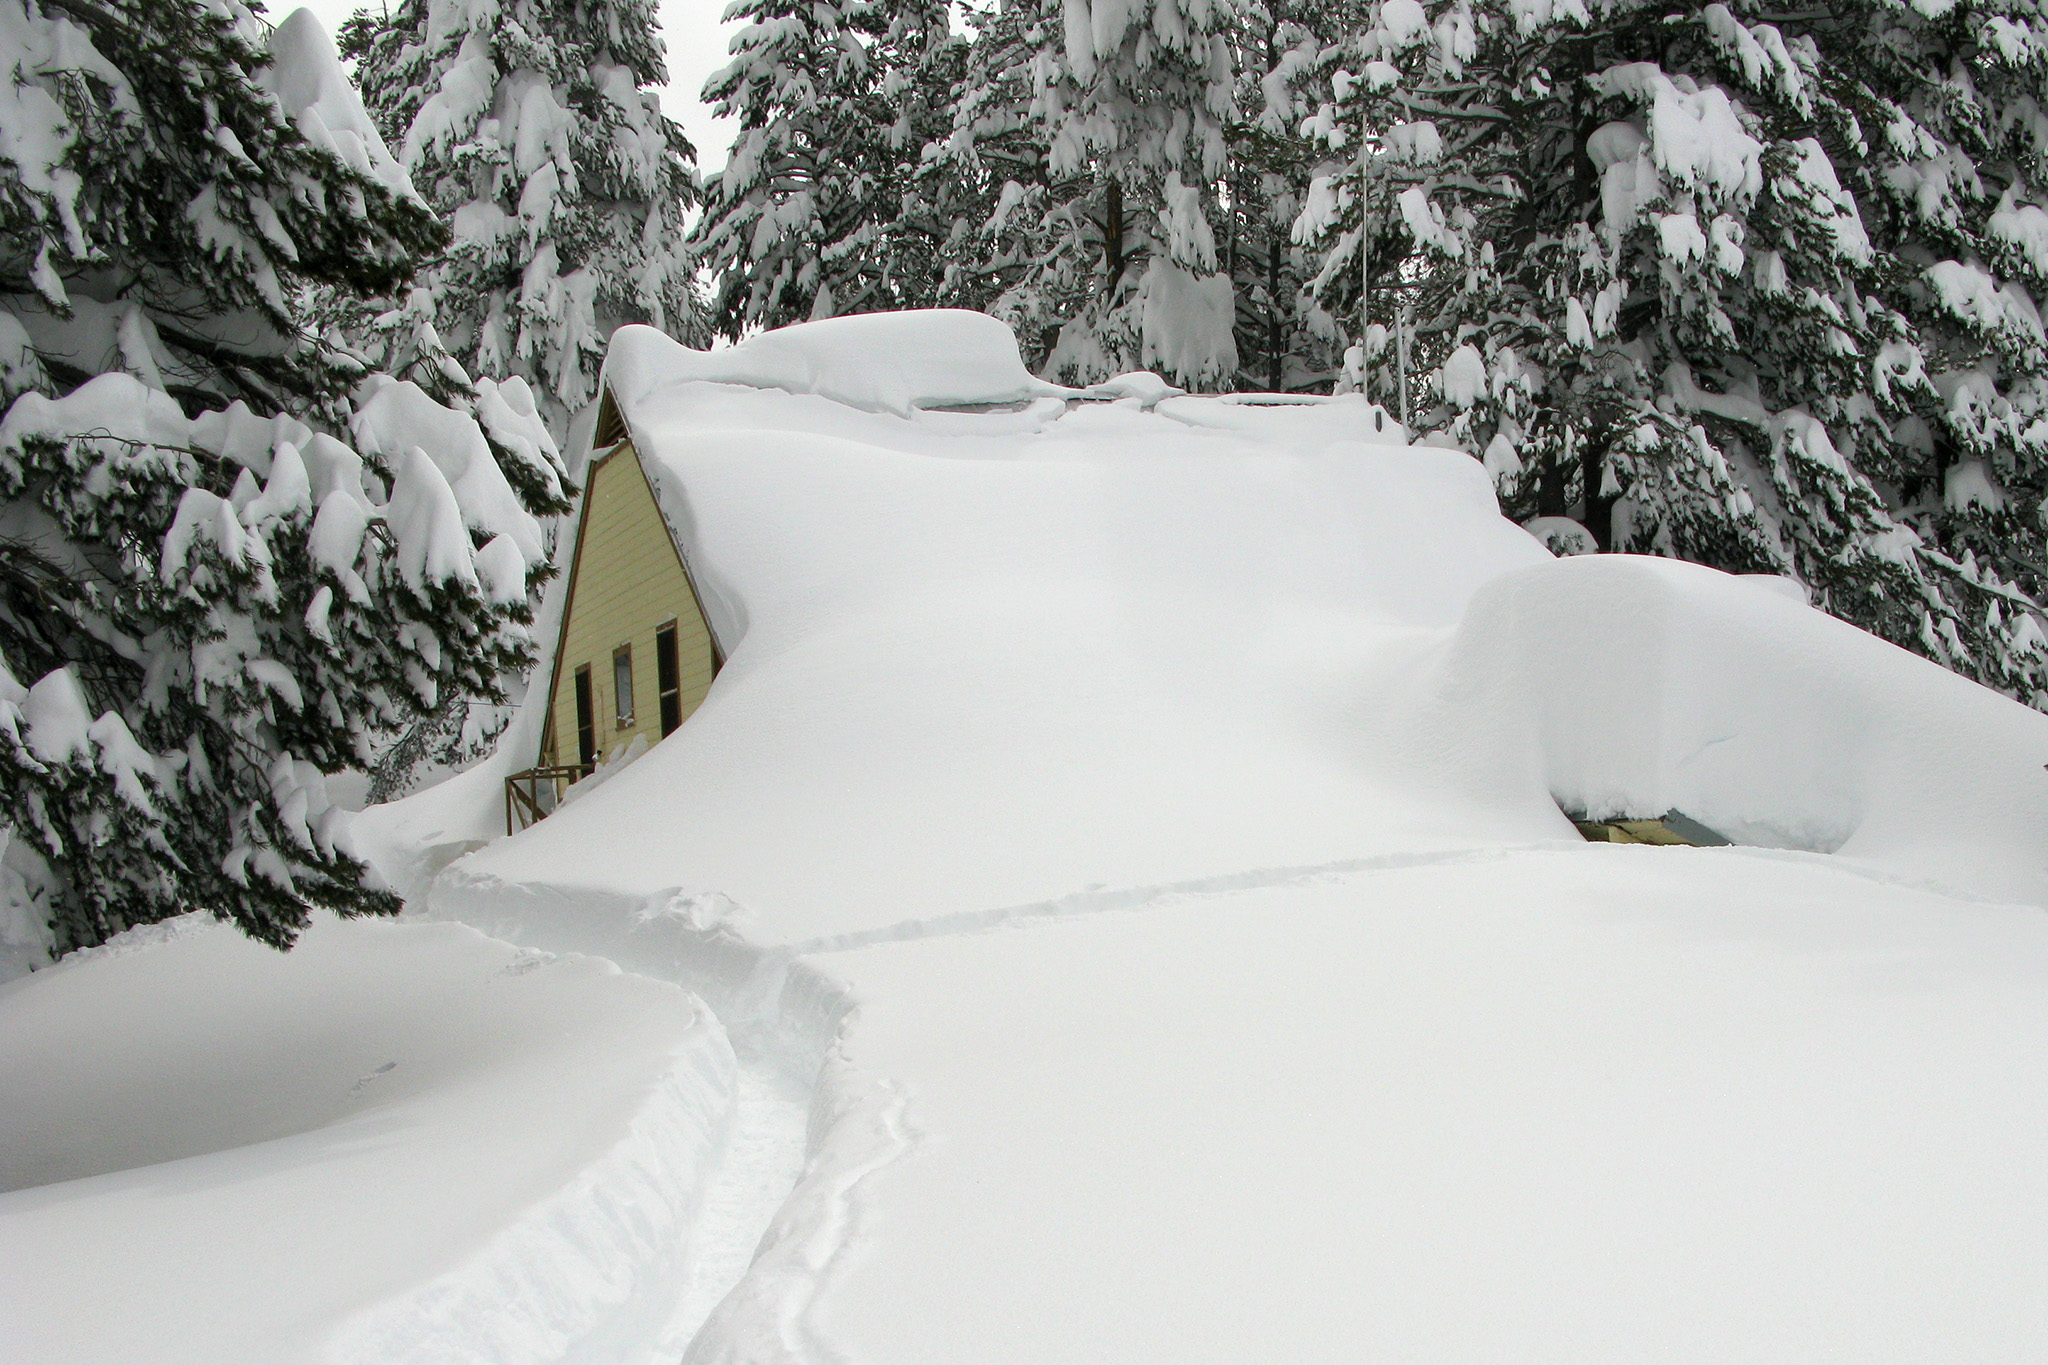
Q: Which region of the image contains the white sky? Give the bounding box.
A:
[288,0,743,172]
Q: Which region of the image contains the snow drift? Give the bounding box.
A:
[438,317,1538,951]
[442,310,2048,958]
[1421,554,2048,903]
[351,309,2048,1363]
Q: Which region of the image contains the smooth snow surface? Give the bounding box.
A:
[770,851,2048,1363]
[0,915,734,1365]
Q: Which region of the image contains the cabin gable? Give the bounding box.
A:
[543,433,719,771]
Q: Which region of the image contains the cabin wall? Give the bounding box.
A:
[545,438,718,767]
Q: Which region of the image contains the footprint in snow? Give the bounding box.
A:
[349,1061,398,1094]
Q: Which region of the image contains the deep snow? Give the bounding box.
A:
[13,309,2048,1363]
[443,313,2048,954]
[439,323,1557,949]
[0,915,734,1365]
[774,849,2048,1363]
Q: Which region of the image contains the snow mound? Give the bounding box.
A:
[601,311,1071,419]
[0,915,735,1365]
[1424,554,2048,903]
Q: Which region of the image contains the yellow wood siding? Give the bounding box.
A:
[544,437,718,766]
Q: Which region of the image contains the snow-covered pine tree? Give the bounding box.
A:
[1851,2,2048,701]
[1290,0,2048,708]
[324,280,572,802]
[693,0,959,333]
[1223,0,1350,391]
[0,0,556,955]
[940,0,1242,385]
[928,0,1084,359]
[341,0,702,439]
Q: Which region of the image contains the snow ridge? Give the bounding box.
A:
[324,1003,736,1365]
[680,1058,913,1365]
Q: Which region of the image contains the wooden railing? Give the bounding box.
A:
[504,764,592,835]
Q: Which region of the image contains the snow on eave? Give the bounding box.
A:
[597,312,1073,428]
[593,312,1406,446]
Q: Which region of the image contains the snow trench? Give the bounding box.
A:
[324,1006,737,1365]
[645,1036,814,1362]
[422,878,871,1363]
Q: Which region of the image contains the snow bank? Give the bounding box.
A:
[695,851,2048,1363]
[321,310,2048,1362]
[0,915,735,1365]
[600,312,1072,418]
[1420,554,2048,904]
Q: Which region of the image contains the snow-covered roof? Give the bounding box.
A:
[440,311,2048,958]
[451,313,1484,947]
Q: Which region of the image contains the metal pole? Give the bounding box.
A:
[1360,103,1371,364]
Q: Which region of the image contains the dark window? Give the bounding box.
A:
[573,665,596,773]
[656,622,682,736]
[594,392,628,447]
[613,645,635,727]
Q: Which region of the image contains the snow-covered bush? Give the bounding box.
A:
[0,0,553,955]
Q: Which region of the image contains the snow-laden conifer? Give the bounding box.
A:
[693,0,959,334]
[0,0,555,955]
[342,0,702,437]
[937,0,1241,385]
[1290,0,2048,707]
[1221,0,1351,391]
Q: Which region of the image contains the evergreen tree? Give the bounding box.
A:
[940,0,1243,385]
[1291,0,2048,707]
[0,0,556,954]
[692,0,960,334]
[1223,0,1351,391]
[928,0,1084,359]
[341,0,703,437]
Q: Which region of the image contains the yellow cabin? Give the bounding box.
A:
[511,391,721,830]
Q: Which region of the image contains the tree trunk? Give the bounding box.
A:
[1103,177,1124,301]
[1538,441,1569,519]
[1268,235,1283,392]
[1580,423,1618,550]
